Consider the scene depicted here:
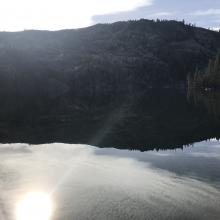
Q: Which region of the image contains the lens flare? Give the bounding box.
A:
[16,192,53,220]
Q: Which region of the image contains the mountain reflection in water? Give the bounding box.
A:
[0,89,220,151]
[0,141,220,220]
[1,90,220,219]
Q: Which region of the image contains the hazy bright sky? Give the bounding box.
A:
[0,0,219,31]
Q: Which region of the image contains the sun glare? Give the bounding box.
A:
[0,0,153,31]
[16,192,53,220]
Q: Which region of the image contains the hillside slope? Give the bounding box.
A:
[0,19,220,96]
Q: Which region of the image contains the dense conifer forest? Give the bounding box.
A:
[0,19,220,99]
[188,50,220,89]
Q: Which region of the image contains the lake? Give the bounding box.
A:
[1,89,220,220]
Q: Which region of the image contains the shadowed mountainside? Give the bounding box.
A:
[0,19,220,98]
[1,20,220,150]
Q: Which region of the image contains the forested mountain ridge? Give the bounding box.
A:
[1,19,220,148]
[0,19,220,97]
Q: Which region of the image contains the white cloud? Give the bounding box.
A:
[0,0,153,31]
[191,9,220,16]
[212,27,220,32]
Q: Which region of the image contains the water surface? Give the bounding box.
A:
[1,89,220,219]
[0,140,220,220]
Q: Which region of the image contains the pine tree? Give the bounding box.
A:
[187,73,193,88]
[206,59,214,76]
[194,67,199,79]
[188,49,220,89]
[214,50,220,74]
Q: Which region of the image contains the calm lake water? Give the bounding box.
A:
[1,89,220,220]
[1,141,220,220]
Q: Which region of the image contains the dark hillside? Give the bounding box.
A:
[1,20,220,148]
[0,19,220,98]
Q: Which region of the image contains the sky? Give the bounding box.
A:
[0,0,219,31]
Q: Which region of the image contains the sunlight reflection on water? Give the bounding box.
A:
[0,141,220,220]
[16,192,53,220]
